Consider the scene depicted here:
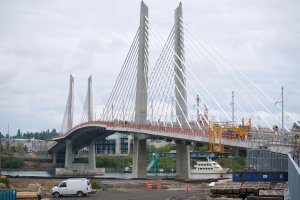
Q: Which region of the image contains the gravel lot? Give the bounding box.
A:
[49,190,209,200]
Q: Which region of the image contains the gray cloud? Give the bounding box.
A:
[0,0,299,135]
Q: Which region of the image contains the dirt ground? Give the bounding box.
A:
[51,190,210,200]
[9,177,211,199]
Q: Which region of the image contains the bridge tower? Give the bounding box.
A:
[132,1,149,179]
[174,3,191,180]
[86,75,96,170]
[67,75,74,131]
[86,75,93,121]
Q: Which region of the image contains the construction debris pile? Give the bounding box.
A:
[210,181,287,200]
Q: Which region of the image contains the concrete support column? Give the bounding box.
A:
[128,136,132,155]
[88,140,96,170]
[64,140,73,169]
[115,133,121,155]
[176,140,190,180]
[132,138,147,178]
[53,151,57,164]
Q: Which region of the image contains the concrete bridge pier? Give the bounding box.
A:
[88,140,96,170]
[132,138,147,178]
[176,140,191,180]
[64,140,73,169]
[52,150,57,164]
[115,133,121,155]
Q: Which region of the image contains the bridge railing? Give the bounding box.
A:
[53,121,298,148]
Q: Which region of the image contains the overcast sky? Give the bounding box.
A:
[0,0,299,135]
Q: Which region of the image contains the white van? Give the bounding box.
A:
[51,178,92,198]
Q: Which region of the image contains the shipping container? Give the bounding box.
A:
[0,190,17,200]
[232,171,288,182]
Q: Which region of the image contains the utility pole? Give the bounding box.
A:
[231,91,234,122]
[275,86,284,134]
[281,86,284,135]
[196,95,200,122]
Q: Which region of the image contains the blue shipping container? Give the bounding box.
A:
[232,171,288,182]
[0,190,17,200]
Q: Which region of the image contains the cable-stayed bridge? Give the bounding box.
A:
[48,2,299,180]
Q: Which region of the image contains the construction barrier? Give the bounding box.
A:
[147,181,152,190]
[0,190,17,200]
[157,180,161,189]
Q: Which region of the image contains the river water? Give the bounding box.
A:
[1,170,232,180]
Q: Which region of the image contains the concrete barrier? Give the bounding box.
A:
[55,167,105,176]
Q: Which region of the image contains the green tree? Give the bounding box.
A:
[16,129,22,138]
[292,121,300,130]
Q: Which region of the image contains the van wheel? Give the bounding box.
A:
[77,191,83,197]
[53,192,60,198]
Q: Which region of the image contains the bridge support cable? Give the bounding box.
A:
[145,20,208,128]
[60,75,74,133]
[146,31,175,126]
[145,23,176,126]
[145,25,193,129]
[112,47,139,121]
[180,20,290,130]
[179,31,262,129]
[95,97,106,120]
[146,17,231,124]
[103,36,139,121]
[74,86,88,124]
[146,23,203,130]
[180,23,277,130]
[180,40,258,129]
[102,29,139,120]
[102,29,139,121]
[145,19,175,126]
[182,21,300,128]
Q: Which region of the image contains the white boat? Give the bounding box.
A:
[191,158,229,174]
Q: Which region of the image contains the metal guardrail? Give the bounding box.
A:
[288,153,300,200]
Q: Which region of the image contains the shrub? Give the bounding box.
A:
[90,180,100,189]
[0,177,10,188]
[1,156,24,168]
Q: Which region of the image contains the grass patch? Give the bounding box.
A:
[216,157,245,170]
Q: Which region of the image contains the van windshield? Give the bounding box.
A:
[59,182,67,187]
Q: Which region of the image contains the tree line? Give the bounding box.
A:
[0,128,59,140]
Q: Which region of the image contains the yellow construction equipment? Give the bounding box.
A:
[209,118,251,152]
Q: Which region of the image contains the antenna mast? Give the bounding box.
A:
[281,86,284,134]
[232,91,234,122]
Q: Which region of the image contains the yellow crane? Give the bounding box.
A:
[209,118,251,152]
